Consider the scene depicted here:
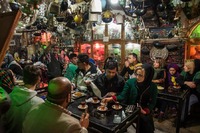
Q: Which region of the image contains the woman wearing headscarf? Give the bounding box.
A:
[166,63,180,88]
[103,63,158,133]
[0,69,16,93]
[2,53,23,79]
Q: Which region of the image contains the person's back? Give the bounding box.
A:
[23,77,89,133]
[72,53,102,92]
[23,101,83,133]
[1,65,44,133]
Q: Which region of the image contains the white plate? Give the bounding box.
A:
[157,86,164,90]
[97,106,108,112]
[112,105,122,110]
[91,100,100,104]
[78,105,88,110]
[73,92,85,98]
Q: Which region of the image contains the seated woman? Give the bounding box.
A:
[152,58,166,87]
[102,63,158,133]
[177,59,200,121]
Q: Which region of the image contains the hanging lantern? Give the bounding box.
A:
[90,0,102,14]
[60,1,68,12]
[88,13,98,22]
[102,10,113,23]
[135,8,147,16]
[115,14,123,24]
[74,14,83,24]
[157,3,165,12]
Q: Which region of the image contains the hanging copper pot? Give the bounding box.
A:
[157,3,165,12]
[135,8,147,16]
[166,44,178,51]
[9,2,20,11]
[60,1,68,12]
[153,41,165,49]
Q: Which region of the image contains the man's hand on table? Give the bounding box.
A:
[80,113,89,128]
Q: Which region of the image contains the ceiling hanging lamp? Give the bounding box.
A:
[90,0,102,14]
[102,0,113,23]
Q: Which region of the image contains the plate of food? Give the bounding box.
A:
[78,104,88,110]
[112,105,122,110]
[173,85,181,89]
[97,106,108,112]
[73,92,85,98]
[157,86,164,90]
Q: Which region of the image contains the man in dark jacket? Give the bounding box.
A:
[40,35,64,81]
[90,59,125,98]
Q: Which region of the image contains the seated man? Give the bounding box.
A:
[23,77,89,133]
[2,65,44,133]
[71,53,102,92]
[89,59,125,98]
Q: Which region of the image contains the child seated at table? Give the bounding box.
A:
[156,63,180,122]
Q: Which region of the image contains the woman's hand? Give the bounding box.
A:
[101,97,113,103]
[138,106,147,115]
[184,81,196,88]
[105,92,116,97]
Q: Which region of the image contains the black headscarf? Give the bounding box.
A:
[194,59,200,74]
[137,63,155,89]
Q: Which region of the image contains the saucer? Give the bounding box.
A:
[78,105,88,110]
[157,86,164,90]
[92,100,100,104]
[97,106,108,112]
[112,105,122,110]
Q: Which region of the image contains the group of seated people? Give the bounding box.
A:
[0,52,200,133]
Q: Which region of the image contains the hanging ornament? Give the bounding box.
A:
[102,0,113,23]
[60,0,68,12]
[90,0,102,14]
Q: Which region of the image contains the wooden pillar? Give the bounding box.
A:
[104,24,108,57]
[121,23,125,69]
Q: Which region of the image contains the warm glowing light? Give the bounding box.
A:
[111,0,118,4]
[95,43,100,49]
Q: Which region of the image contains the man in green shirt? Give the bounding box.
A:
[64,53,78,81]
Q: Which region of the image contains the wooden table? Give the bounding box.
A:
[68,96,140,133]
[157,89,190,133]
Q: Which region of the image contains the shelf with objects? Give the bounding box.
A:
[140,37,185,66]
[80,20,141,71]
